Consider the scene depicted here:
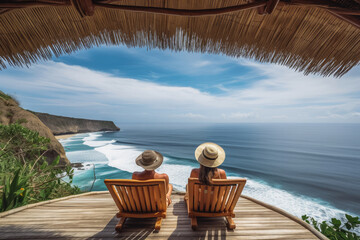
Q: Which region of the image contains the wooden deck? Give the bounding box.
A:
[0,192,325,240]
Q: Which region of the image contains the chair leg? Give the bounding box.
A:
[191,217,198,230]
[155,217,163,231]
[225,216,236,230]
[115,217,127,232]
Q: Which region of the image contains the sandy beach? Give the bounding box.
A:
[55,134,76,140]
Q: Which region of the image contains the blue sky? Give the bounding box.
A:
[1,45,360,124]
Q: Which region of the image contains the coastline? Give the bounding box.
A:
[55,134,76,140]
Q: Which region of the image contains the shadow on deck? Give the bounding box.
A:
[0,192,324,239]
[92,201,229,239]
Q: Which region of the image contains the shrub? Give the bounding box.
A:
[0,123,81,212]
[302,214,360,240]
[0,91,19,106]
[0,91,12,101]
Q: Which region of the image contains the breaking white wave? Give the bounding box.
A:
[83,132,115,147]
[233,177,352,223]
[66,149,108,164]
[94,143,194,190]
[96,144,143,173]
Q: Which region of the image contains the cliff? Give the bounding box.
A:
[32,112,120,135]
[0,96,69,165]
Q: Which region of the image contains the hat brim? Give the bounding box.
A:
[136,151,163,170]
[195,142,225,168]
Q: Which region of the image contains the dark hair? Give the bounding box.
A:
[199,164,217,185]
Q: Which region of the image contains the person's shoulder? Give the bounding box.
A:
[218,168,227,178]
[132,171,143,179]
[190,168,200,178]
[155,172,169,179]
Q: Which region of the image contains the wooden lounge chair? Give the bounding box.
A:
[104,179,167,232]
[186,178,247,230]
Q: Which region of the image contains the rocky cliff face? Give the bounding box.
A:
[33,112,120,135]
[0,97,69,165]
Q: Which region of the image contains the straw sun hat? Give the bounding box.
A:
[195,142,225,168]
[136,150,163,170]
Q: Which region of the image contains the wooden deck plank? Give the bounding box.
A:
[0,192,323,239]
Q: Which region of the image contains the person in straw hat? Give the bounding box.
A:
[190,142,227,184]
[132,150,173,205]
[184,142,227,201]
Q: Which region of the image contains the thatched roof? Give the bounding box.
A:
[0,0,359,77]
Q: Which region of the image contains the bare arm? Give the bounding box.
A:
[167,183,173,199]
[220,169,227,179]
[190,169,199,178]
[162,174,173,205]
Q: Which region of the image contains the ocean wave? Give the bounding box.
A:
[234,177,351,223]
[83,132,102,141]
[66,149,108,164]
[95,143,194,191]
[96,144,143,173]
[85,133,195,190]
[83,132,116,147]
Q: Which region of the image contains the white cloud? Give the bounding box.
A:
[221,112,255,120]
[174,113,207,119]
[1,60,360,123]
[110,47,229,76]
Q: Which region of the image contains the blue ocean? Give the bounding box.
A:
[60,123,360,225]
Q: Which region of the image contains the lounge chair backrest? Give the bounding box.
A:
[105,179,167,214]
[188,178,246,214]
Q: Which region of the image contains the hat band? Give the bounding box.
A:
[203,149,217,160]
[141,158,156,166]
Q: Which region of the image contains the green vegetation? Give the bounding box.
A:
[0,90,19,105]
[0,123,81,212]
[0,91,12,101]
[302,214,360,240]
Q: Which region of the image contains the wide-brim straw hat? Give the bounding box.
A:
[136,150,163,170]
[195,142,225,168]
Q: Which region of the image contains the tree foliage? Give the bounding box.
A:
[0,123,80,212]
[302,214,360,240]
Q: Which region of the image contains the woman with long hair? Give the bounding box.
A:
[191,142,226,182]
[185,142,227,200]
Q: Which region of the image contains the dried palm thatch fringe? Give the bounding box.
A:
[0,0,359,77]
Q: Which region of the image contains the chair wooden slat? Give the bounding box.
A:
[104,179,167,231]
[215,186,226,212]
[193,184,199,211]
[108,185,123,212]
[131,186,142,212]
[114,186,125,212]
[220,186,231,212]
[225,185,237,212]
[125,186,137,212]
[230,182,246,212]
[122,186,135,212]
[137,186,147,212]
[143,186,151,212]
[210,186,219,212]
[154,185,163,212]
[199,185,205,211]
[204,186,212,212]
[158,181,167,211]
[148,185,157,212]
[188,181,194,213]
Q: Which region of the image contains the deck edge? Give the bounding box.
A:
[0,191,108,218]
[241,195,329,240]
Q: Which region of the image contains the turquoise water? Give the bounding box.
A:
[60,123,360,227]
